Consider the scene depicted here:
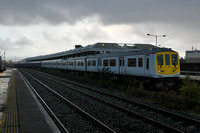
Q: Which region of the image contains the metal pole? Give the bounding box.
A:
[145,34,166,47]
[155,36,157,47]
[4,51,5,62]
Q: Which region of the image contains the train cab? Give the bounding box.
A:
[155,51,180,77]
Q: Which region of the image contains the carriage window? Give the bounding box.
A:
[87,60,91,66]
[92,60,96,66]
[172,54,178,65]
[77,61,81,66]
[63,62,66,66]
[68,62,73,66]
[157,54,163,65]
[138,58,143,67]
[110,59,116,66]
[165,54,170,65]
[81,61,84,66]
[128,58,136,67]
[104,60,108,66]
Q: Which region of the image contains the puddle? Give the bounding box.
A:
[0,68,13,119]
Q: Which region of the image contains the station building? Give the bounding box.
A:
[185,49,200,63]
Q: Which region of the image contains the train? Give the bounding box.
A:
[0,56,3,72]
[22,47,180,79]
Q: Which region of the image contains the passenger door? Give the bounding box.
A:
[145,56,150,76]
[119,57,125,74]
[164,53,171,74]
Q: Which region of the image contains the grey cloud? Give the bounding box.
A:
[1,0,200,60]
[15,37,33,46]
[1,0,200,25]
[0,37,33,50]
[0,36,35,60]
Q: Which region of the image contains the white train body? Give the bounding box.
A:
[41,48,180,78]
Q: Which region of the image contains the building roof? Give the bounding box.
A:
[133,43,157,49]
[24,42,159,62]
[186,50,200,53]
[70,48,175,59]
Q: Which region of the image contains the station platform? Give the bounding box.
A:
[0,69,60,133]
[180,75,200,81]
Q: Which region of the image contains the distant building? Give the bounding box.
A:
[185,49,200,63]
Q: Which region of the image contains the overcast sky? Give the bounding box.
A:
[0,0,200,61]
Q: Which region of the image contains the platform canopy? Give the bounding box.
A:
[24,42,156,62]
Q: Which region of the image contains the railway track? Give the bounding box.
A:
[19,72,69,133]
[19,69,162,132]
[19,70,115,133]
[20,69,200,132]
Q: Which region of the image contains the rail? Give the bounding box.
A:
[21,70,116,133]
[18,71,69,133]
[30,70,186,132]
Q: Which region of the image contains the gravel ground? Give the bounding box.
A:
[22,71,104,133]
[29,69,200,132]
[23,69,164,132]
[66,82,200,132]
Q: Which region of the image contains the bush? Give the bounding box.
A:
[99,67,114,87]
[179,75,200,104]
[156,90,185,109]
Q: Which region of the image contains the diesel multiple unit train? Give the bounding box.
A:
[21,48,180,78]
[0,56,4,72]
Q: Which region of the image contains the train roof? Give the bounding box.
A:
[67,48,177,59]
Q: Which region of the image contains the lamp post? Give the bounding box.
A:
[3,51,6,64]
[145,34,166,47]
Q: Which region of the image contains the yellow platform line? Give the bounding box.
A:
[0,71,19,133]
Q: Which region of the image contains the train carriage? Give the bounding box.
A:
[61,59,68,70]
[41,60,48,68]
[74,57,86,71]
[67,58,75,70]
[51,60,58,69]
[155,50,179,78]
[86,57,98,72]
[0,56,3,72]
[100,57,119,74]
[39,47,179,79]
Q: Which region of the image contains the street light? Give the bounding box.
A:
[3,51,6,63]
[145,34,166,47]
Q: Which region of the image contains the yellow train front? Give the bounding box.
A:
[154,50,180,78]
